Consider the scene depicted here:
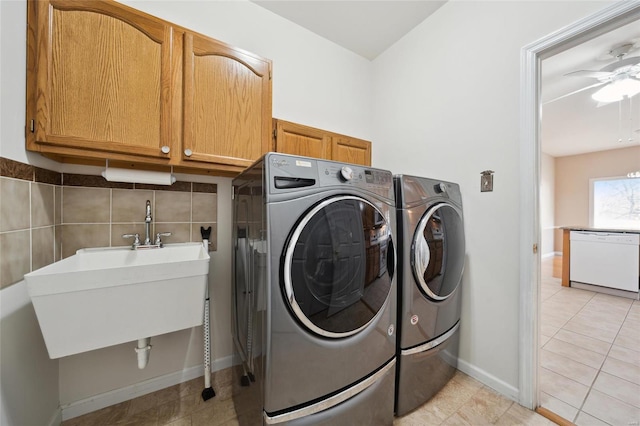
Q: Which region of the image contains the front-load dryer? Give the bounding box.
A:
[232,153,397,425]
[393,175,465,416]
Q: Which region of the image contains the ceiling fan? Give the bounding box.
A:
[547,42,640,104]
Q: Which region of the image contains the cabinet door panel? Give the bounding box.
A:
[32,0,173,159]
[275,120,331,160]
[332,136,371,166]
[183,33,272,168]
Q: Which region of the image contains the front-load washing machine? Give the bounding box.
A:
[393,175,465,416]
[232,153,397,425]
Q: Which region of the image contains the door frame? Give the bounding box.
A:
[518,0,640,410]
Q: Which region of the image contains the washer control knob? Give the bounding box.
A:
[434,183,447,193]
[340,166,354,181]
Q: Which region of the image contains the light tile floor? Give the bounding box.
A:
[539,256,640,426]
[61,368,554,425]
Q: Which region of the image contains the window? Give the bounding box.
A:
[590,176,640,230]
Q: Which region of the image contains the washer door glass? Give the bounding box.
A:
[284,196,394,338]
[412,203,464,301]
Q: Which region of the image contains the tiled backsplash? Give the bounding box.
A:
[0,158,217,289]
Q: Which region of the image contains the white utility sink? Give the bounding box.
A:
[25,243,210,359]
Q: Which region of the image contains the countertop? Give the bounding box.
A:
[561,226,640,234]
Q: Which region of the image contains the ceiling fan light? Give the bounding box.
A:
[618,78,640,97]
[591,86,623,103]
[592,78,640,103]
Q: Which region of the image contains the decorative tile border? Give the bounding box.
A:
[0,158,217,193]
[136,181,191,192]
[193,182,218,194]
[63,173,133,189]
[0,157,38,181]
[35,167,62,185]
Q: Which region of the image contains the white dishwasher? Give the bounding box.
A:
[570,231,640,293]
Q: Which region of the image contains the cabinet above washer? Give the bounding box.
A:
[273,119,372,166]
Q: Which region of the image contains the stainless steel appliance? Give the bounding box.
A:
[393,175,465,416]
[232,153,397,425]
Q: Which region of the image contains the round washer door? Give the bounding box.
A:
[412,202,465,301]
[283,195,394,338]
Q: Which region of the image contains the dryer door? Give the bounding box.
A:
[283,195,394,338]
[412,202,465,301]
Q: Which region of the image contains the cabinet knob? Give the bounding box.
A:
[161,145,170,154]
[184,149,193,157]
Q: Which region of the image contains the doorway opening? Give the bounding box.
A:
[519,1,640,423]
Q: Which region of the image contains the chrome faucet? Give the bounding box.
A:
[122,200,171,249]
[144,200,152,245]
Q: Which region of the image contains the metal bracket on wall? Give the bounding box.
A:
[480,170,494,192]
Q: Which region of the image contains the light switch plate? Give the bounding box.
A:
[481,174,493,192]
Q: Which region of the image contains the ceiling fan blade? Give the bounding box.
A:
[601,55,640,72]
[543,81,606,105]
[563,70,612,79]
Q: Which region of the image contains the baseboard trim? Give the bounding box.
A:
[541,251,561,259]
[456,358,519,402]
[46,407,62,426]
[61,355,236,421]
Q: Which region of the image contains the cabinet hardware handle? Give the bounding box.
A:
[184,149,193,157]
[161,146,170,154]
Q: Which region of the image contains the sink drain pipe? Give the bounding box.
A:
[135,338,152,369]
[201,231,215,401]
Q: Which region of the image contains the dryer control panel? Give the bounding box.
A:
[318,160,393,198]
[266,153,393,200]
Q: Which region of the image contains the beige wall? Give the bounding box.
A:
[553,146,640,252]
[541,153,556,256]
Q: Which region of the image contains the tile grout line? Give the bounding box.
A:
[568,290,635,425]
[539,282,591,413]
[541,259,640,425]
[29,181,33,273]
[539,264,601,424]
[568,290,611,424]
[540,285,571,345]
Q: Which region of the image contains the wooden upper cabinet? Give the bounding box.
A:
[274,120,331,160]
[182,32,272,169]
[26,0,273,175]
[273,119,372,166]
[27,0,178,161]
[332,135,371,166]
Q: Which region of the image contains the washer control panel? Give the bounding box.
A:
[319,161,392,193]
[266,153,393,199]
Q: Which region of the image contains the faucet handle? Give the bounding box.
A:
[122,233,140,248]
[155,232,172,246]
